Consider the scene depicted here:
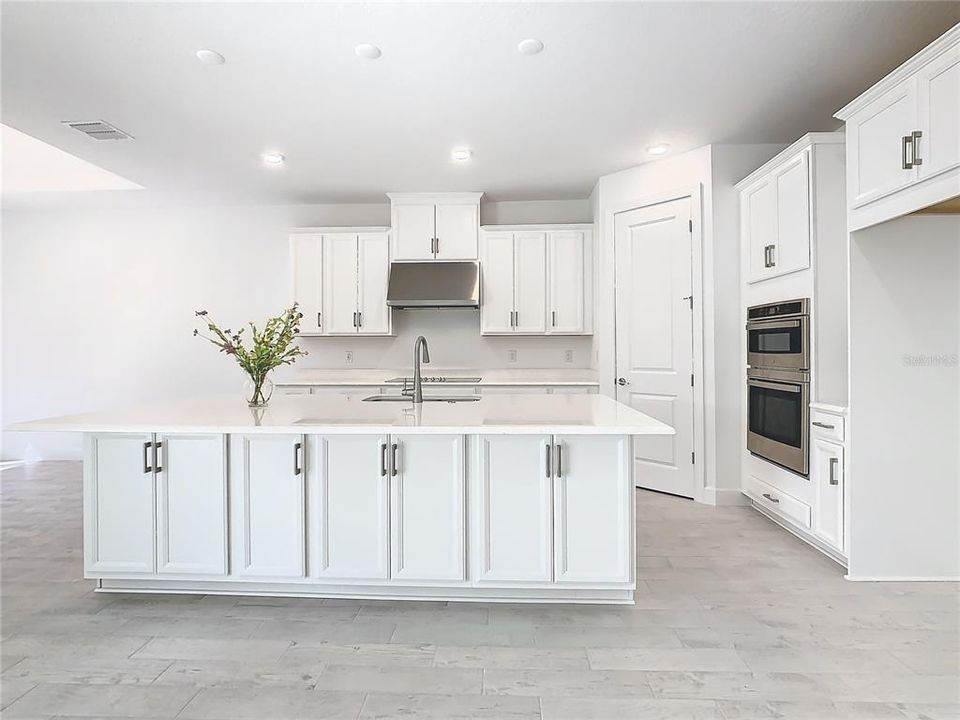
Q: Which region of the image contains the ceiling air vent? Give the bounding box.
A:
[63,120,133,141]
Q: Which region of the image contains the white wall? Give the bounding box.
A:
[1,198,590,461]
[848,214,959,579]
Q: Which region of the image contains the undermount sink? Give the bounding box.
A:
[362,394,480,403]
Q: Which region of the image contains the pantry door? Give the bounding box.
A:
[614,196,696,498]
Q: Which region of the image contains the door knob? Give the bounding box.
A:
[617,377,629,386]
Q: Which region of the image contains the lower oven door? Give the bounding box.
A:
[747,375,809,476]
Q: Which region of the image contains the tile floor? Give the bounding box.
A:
[1,460,957,719]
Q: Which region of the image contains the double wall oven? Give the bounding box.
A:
[746,299,810,476]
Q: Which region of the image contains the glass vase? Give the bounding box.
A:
[244,374,274,408]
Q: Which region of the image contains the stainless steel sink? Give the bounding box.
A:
[362,395,480,403]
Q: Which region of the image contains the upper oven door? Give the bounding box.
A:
[747,317,809,370]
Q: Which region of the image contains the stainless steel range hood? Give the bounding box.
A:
[386,261,479,309]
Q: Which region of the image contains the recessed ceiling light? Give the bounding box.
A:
[647,144,670,156]
[451,148,473,162]
[355,43,382,60]
[517,38,544,56]
[261,152,285,165]
[195,49,225,65]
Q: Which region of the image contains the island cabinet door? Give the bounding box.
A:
[473,435,554,583]
[390,435,466,582]
[155,434,227,576]
[553,435,632,584]
[84,433,157,574]
[229,434,306,578]
[310,434,390,580]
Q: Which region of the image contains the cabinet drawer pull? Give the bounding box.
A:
[812,421,835,430]
[153,441,163,473]
[829,457,839,486]
[911,130,923,166]
[293,441,302,476]
[391,443,399,476]
[380,442,387,477]
[143,441,152,474]
[761,492,779,504]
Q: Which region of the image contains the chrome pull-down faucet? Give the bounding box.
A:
[412,335,431,404]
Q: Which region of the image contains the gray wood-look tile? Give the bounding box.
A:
[434,646,590,670]
[540,697,724,720]
[358,692,541,719]
[1,682,197,718]
[587,648,749,672]
[312,664,483,695]
[177,686,364,719]
[482,668,655,698]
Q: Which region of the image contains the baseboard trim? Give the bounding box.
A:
[845,575,960,582]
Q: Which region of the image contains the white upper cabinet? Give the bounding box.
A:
[480,225,593,335]
[323,233,362,334]
[388,193,483,261]
[357,233,391,335]
[836,25,960,231]
[289,234,324,334]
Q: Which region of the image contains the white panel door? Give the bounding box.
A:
[85,433,156,574]
[435,202,479,260]
[357,232,391,335]
[918,42,960,181]
[480,232,515,334]
[772,150,811,277]
[547,231,585,334]
[848,81,918,208]
[290,234,324,334]
[230,434,305,578]
[391,435,466,581]
[474,435,553,582]
[554,435,632,584]
[322,233,359,334]
[812,438,844,552]
[393,203,436,260]
[312,434,390,580]
[614,198,695,498]
[513,231,547,334]
[156,434,227,575]
[743,179,776,283]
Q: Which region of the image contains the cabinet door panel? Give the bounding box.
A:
[312,435,390,580]
[357,232,391,335]
[554,435,632,584]
[393,203,436,260]
[435,203,479,260]
[918,43,960,181]
[812,437,844,552]
[290,234,324,334]
[230,434,305,578]
[474,435,553,582]
[323,234,359,334]
[156,434,227,575]
[743,179,776,283]
[84,433,156,574]
[391,435,465,581]
[513,231,547,334]
[547,231,585,333]
[480,232,515,334]
[773,150,811,277]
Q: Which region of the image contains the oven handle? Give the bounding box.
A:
[746,319,802,331]
[748,378,803,393]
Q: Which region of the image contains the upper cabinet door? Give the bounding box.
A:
[434,202,479,260]
[392,203,436,260]
[322,234,360,334]
[847,80,918,208]
[513,231,547,334]
[772,150,811,277]
[357,232,391,335]
[390,435,466,582]
[155,434,227,576]
[547,231,585,334]
[84,433,156,574]
[917,42,960,181]
[480,232,515,334]
[289,234,324,334]
[743,178,777,283]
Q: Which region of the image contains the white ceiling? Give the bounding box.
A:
[3,2,959,205]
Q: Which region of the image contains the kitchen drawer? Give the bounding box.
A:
[810,410,844,442]
[745,475,811,529]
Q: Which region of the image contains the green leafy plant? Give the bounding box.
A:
[194,304,308,406]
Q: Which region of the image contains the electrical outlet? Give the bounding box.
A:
[344,350,354,365]
[564,349,574,363]
[507,349,518,364]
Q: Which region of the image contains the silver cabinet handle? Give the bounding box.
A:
[545,442,552,478]
[812,421,835,430]
[912,130,923,166]
[902,134,913,169]
[143,441,152,474]
[435,237,439,255]
[316,312,322,329]
[153,441,163,473]
[762,492,779,504]
[357,312,362,328]
[552,310,556,327]
[555,443,563,478]
[391,442,399,477]
[829,457,839,486]
[293,441,302,476]
[380,442,387,477]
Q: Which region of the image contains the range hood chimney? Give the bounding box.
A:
[386,261,479,309]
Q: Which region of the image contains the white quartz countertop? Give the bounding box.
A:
[9,393,673,436]
[274,368,600,387]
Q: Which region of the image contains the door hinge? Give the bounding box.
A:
[690,373,694,387]
[691,451,695,464]
[688,219,693,233]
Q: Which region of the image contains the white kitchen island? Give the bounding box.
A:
[12,393,673,604]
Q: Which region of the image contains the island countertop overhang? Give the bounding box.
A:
[9,393,675,436]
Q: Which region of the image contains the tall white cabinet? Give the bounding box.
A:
[388,192,483,260]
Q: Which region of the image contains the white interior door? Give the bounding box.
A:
[480,232,515,334]
[393,203,436,260]
[547,231,585,333]
[290,234,324,334]
[435,202,478,259]
[357,232,391,335]
[323,234,359,334]
[614,197,695,498]
[513,231,547,334]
